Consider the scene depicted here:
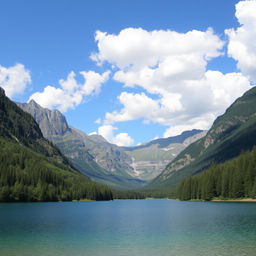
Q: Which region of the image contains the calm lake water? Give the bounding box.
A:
[0,199,256,256]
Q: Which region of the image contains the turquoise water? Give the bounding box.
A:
[0,199,256,256]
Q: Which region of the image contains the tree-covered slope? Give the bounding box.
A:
[178,147,256,201]
[0,137,113,201]
[0,87,113,201]
[148,86,256,194]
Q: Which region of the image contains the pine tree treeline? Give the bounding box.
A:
[0,138,113,202]
[178,147,256,201]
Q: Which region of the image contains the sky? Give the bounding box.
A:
[0,0,256,146]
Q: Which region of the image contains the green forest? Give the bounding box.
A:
[178,147,256,201]
[0,88,115,202]
[0,137,113,202]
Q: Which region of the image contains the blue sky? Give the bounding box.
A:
[1,0,256,146]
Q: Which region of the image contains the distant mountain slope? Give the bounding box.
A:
[124,130,205,151]
[50,127,145,189]
[149,86,256,194]
[0,87,112,201]
[123,130,206,180]
[17,100,144,189]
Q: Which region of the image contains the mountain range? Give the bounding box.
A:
[148,86,256,196]
[3,84,256,200]
[17,100,144,189]
[17,100,204,189]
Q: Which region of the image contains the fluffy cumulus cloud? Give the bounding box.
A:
[29,70,110,112]
[226,0,256,82]
[98,125,134,146]
[91,28,223,69]
[105,71,250,136]
[92,27,252,136]
[0,63,31,98]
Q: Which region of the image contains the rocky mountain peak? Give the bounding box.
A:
[28,99,40,108]
[16,101,70,137]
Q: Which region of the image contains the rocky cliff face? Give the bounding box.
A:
[16,100,70,136]
[62,127,134,177]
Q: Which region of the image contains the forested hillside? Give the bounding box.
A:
[0,87,113,201]
[0,138,113,201]
[178,147,256,201]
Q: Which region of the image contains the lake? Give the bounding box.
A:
[0,199,256,256]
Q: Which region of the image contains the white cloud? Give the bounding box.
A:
[98,124,134,146]
[0,63,31,98]
[92,28,223,69]
[105,91,184,126]
[105,92,161,124]
[104,71,251,136]
[29,70,110,112]
[226,0,256,82]
[163,118,213,138]
[91,27,253,137]
[114,132,134,147]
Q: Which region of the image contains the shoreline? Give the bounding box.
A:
[212,198,256,202]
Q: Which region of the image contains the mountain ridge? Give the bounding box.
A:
[123,129,204,151]
[148,86,256,194]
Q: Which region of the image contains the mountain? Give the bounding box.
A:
[123,130,206,180]
[17,100,207,188]
[17,101,145,189]
[16,99,70,137]
[1,90,68,165]
[0,87,113,201]
[149,86,256,195]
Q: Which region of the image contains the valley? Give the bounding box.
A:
[17,99,206,189]
[1,85,256,202]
